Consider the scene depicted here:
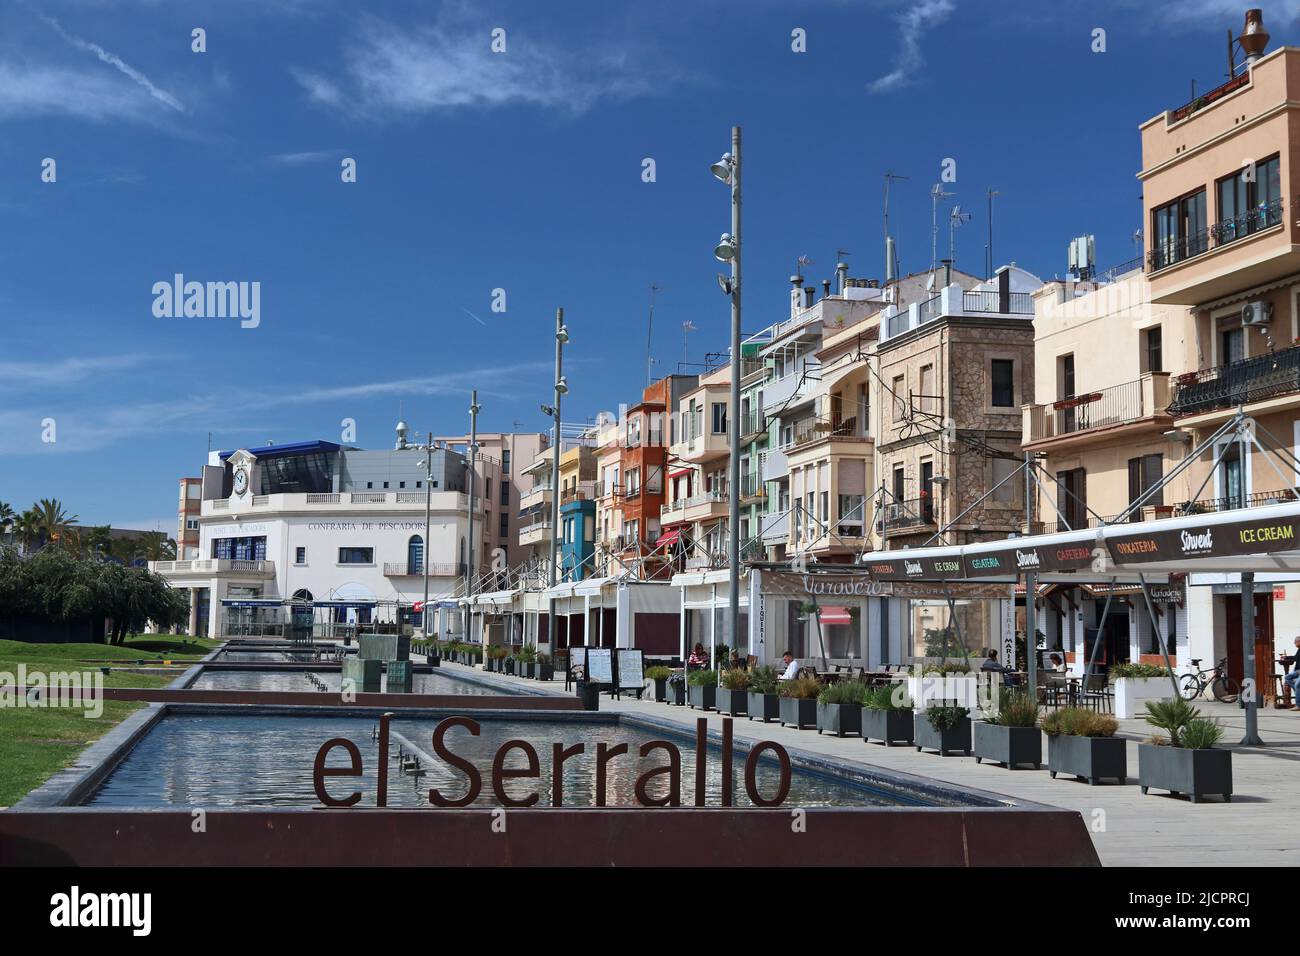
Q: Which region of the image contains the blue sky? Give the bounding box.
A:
[2,0,1297,530]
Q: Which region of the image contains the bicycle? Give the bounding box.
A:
[1179,657,1239,703]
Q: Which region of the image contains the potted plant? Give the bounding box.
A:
[687,669,718,711]
[536,653,555,682]
[974,690,1042,770]
[778,676,821,729]
[1043,707,1126,785]
[1139,698,1232,802]
[915,704,971,756]
[516,644,538,680]
[666,670,686,705]
[645,665,673,702]
[717,668,750,716]
[817,680,867,737]
[861,684,913,746]
[1111,662,1175,718]
[502,649,516,675]
[746,665,781,723]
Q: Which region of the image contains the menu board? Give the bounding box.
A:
[586,647,613,685]
[568,647,586,677]
[616,649,644,690]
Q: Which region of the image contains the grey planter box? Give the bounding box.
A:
[537,663,555,681]
[817,701,863,737]
[652,678,667,702]
[1138,743,1232,802]
[716,688,748,716]
[1047,734,1128,785]
[688,684,717,711]
[862,708,913,746]
[747,692,780,723]
[503,659,516,675]
[666,681,686,705]
[779,696,818,729]
[974,722,1042,770]
[518,662,536,679]
[914,714,971,756]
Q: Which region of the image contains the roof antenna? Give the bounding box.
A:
[883,172,908,283]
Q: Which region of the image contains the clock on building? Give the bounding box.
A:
[233,466,249,496]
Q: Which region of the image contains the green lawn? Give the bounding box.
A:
[0,634,222,806]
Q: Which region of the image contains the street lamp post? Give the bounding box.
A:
[422,431,433,638]
[464,392,480,646]
[544,309,569,655]
[711,126,742,668]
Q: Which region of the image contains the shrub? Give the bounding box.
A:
[924,704,969,731]
[1180,718,1224,750]
[644,665,673,682]
[778,676,822,700]
[516,644,537,663]
[747,665,779,695]
[922,662,971,675]
[720,668,750,690]
[537,653,551,666]
[1144,697,1200,748]
[1109,662,1169,681]
[488,645,509,661]
[984,690,1038,727]
[1041,707,1117,738]
[818,679,868,705]
[863,684,910,711]
[687,668,718,687]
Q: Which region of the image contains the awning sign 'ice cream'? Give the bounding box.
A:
[1104,514,1300,565]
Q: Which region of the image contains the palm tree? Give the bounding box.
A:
[33,499,78,549]
[16,508,42,553]
[84,525,114,559]
[139,531,176,563]
[0,501,15,536]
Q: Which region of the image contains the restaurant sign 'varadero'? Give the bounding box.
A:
[1105,514,1300,565]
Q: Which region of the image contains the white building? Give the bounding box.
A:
[152,433,540,639]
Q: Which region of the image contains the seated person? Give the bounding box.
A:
[1045,652,1066,673]
[728,650,746,671]
[687,643,709,670]
[779,650,800,681]
[980,649,1005,672]
[1284,636,1300,702]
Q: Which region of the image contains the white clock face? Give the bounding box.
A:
[233,467,248,496]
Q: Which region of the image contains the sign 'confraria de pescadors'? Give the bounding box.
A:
[313,715,793,809]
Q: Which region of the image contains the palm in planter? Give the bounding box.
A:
[915,704,971,756]
[1139,698,1232,802]
[687,669,719,711]
[1043,707,1125,785]
[974,691,1042,769]
[778,676,821,729]
[746,665,781,723]
[717,668,750,716]
[817,680,868,737]
[862,684,913,746]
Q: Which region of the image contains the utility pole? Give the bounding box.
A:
[727,127,743,668]
[422,431,432,638]
[546,308,568,655]
[464,391,480,646]
[646,283,661,387]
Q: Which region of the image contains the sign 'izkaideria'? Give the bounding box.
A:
[152,274,260,328]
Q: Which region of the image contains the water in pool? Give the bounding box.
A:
[86,714,931,808]
[190,669,499,696]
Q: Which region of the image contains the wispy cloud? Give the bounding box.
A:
[265,148,345,165]
[41,15,184,113]
[0,353,168,388]
[292,14,685,117]
[866,0,955,95]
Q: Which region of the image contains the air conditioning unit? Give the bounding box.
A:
[1242,300,1273,327]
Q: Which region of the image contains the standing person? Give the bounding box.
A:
[1283,636,1300,705]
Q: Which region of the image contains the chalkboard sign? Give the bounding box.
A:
[616,649,644,690]
[586,647,614,685]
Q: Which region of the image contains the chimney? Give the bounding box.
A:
[804,286,815,308]
[822,279,831,300]
[941,258,953,287]
[885,237,897,284]
[790,274,804,319]
[836,260,849,294]
[997,266,1011,314]
[1240,9,1269,64]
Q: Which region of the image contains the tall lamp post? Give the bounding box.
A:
[464,392,480,644]
[421,431,433,638]
[711,126,742,667]
[542,308,569,654]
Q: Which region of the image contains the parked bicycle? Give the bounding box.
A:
[1179,657,1239,703]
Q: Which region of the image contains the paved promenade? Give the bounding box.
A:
[426,656,1300,866]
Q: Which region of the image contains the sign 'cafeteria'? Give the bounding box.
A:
[313,714,793,809]
[1105,514,1300,565]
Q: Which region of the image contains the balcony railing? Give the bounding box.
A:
[739,410,766,439]
[1148,198,1284,272]
[1169,342,1300,417]
[1168,70,1250,123]
[1045,489,1300,533]
[961,290,1034,315]
[383,562,467,577]
[881,497,934,532]
[1026,376,1170,442]
[740,474,765,500]
[791,416,859,448]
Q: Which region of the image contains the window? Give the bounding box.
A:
[991,457,1019,505]
[1220,325,1244,365]
[485,478,493,503]
[416,480,422,489]
[1056,468,1087,532]
[502,448,511,474]
[892,465,906,502]
[295,547,306,565]
[399,481,406,489]
[1215,154,1281,244]
[185,518,199,530]
[499,512,509,537]
[1151,188,1207,269]
[820,491,829,522]
[338,547,374,564]
[991,359,1015,407]
[500,480,510,506]
[212,536,266,561]
[1128,454,1163,517]
[1218,442,1246,508]
[1142,328,1162,373]
[382,481,389,489]
[711,402,728,435]
[919,364,935,414]
[407,535,423,573]
[892,375,906,422]
[366,481,373,489]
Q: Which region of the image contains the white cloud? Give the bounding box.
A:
[866,0,955,95]
[265,148,344,165]
[0,353,167,387]
[0,62,165,123]
[293,15,680,117]
[41,16,184,113]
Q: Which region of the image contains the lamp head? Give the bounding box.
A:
[556,325,570,344]
[540,403,555,417]
[710,152,734,184]
[555,376,569,396]
[714,233,736,262]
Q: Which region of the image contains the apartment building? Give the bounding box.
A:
[557,443,597,581]
[664,363,734,569]
[177,477,202,559]
[1135,17,1300,687]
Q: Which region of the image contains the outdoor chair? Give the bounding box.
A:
[1079,674,1113,713]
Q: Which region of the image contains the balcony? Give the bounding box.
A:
[760,446,788,483]
[1025,374,1172,448]
[1169,342,1300,419]
[881,284,1033,343]
[880,497,935,533]
[201,490,473,517]
[739,473,766,503]
[518,519,553,546]
[739,409,766,443]
[789,416,864,450]
[760,509,789,543]
[383,562,467,577]
[1147,198,1292,304]
[150,558,276,579]
[1037,489,1300,533]
[661,490,729,524]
